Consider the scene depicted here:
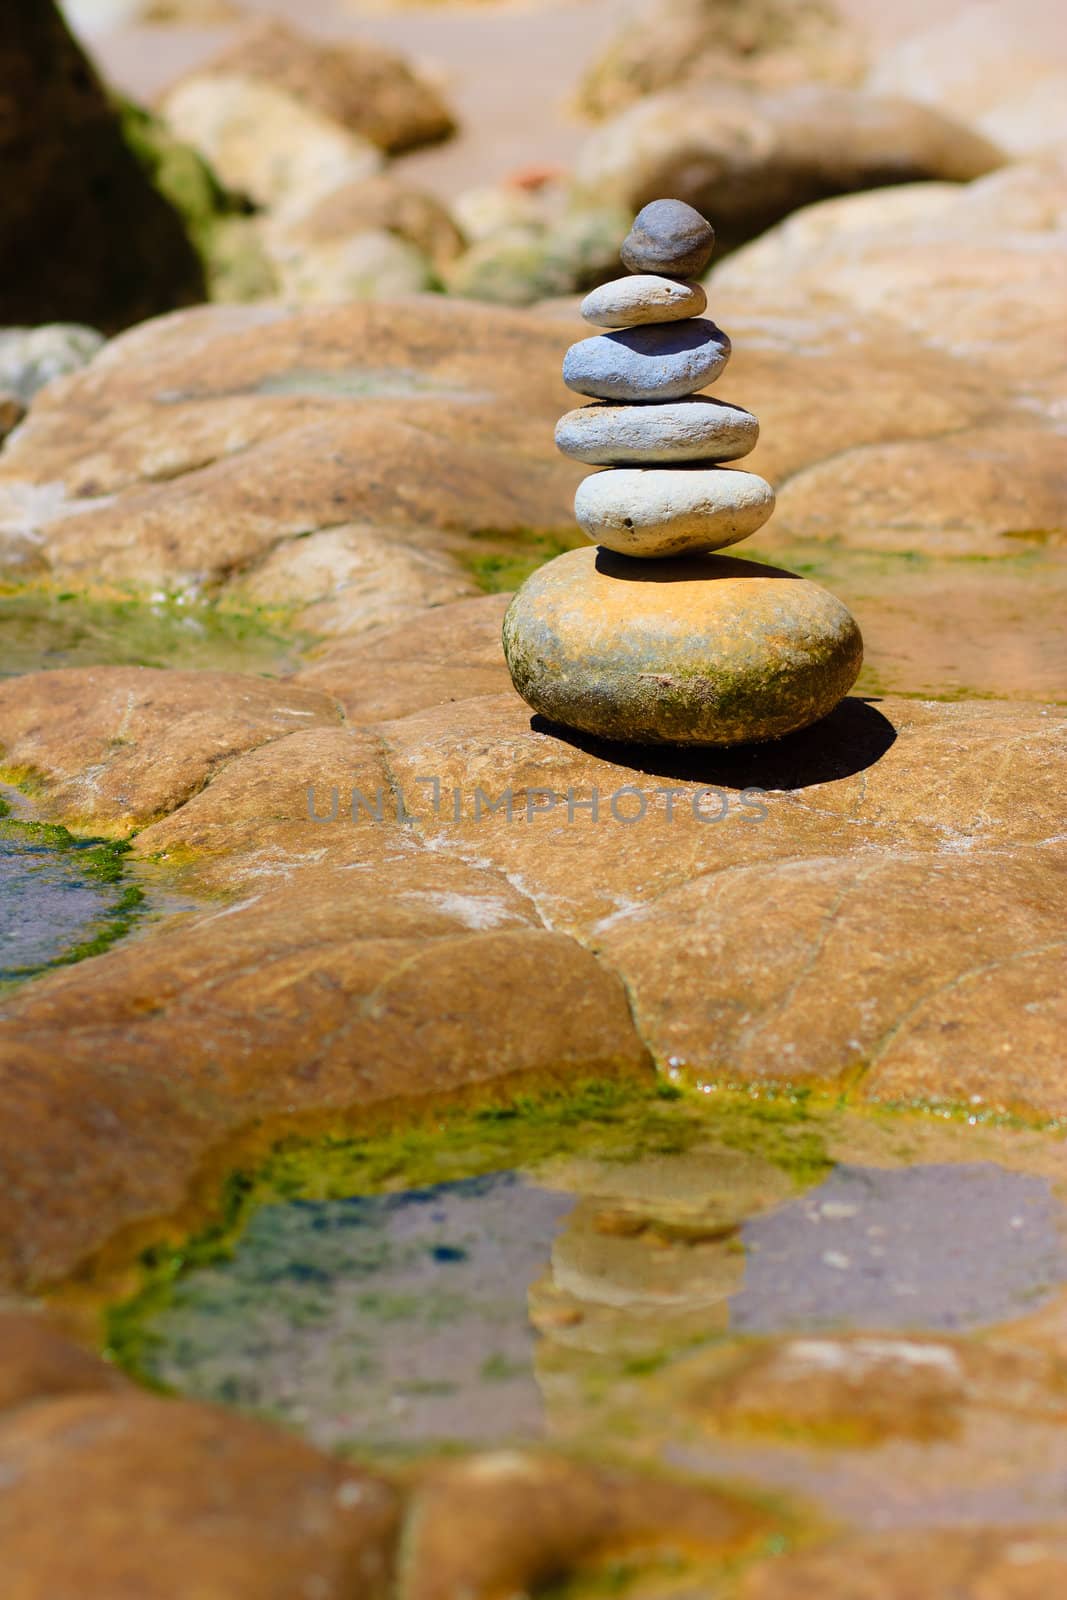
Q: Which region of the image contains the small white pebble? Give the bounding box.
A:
[822,1251,851,1270]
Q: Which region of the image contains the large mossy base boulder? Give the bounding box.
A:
[0,0,205,332]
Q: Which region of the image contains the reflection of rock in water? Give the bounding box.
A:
[139,1173,574,1453]
[136,1136,803,1456]
[529,1146,793,1440]
[534,1147,793,1340]
[731,1163,1067,1334]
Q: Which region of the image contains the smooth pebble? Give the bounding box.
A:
[574,465,775,557]
[563,318,730,402]
[620,199,716,279]
[556,396,758,465]
[580,274,706,328]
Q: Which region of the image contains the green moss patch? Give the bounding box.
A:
[461,526,589,594]
[116,97,278,303]
[0,814,144,987]
[0,585,308,678]
[102,1081,831,1433]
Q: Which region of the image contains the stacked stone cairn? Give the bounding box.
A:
[503,199,863,746]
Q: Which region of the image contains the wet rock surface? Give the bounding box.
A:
[0,822,136,984]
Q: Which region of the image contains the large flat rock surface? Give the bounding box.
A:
[1,155,1066,1599]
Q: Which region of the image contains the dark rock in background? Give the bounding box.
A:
[0,0,205,332]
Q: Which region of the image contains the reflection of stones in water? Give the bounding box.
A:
[730,1163,1067,1335]
[530,1147,786,1363]
[139,1173,574,1452]
[0,833,120,980]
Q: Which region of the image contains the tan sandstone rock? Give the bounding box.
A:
[169,17,456,158]
[867,0,1067,158]
[0,300,579,592]
[402,1452,775,1600]
[158,74,383,214]
[571,83,1004,253]
[710,161,1067,395]
[263,175,466,304]
[0,1310,131,1410]
[0,784,649,1287]
[0,665,341,833]
[692,1333,1067,1446]
[0,1388,399,1600]
[297,594,514,721]
[578,0,867,120]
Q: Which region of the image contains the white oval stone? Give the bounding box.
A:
[556,397,758,465]
[580,275,707,328]
[574,466,775,557]
[562,319,730,402]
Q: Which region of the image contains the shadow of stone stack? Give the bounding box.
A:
[503,199,863,747]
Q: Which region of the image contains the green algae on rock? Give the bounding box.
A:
[503,548,862,745]
[101,1082,834,1455]
[115,97,278,305]
[0,814,144,987]
[0,587,306,679]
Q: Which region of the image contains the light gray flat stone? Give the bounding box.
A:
[580,274,707,328]
[574,465,775,557]
[556,397,758,465]
[562,319,730,401]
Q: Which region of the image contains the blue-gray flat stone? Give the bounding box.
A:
[562,319,731,402]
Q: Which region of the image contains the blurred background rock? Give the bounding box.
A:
[3,0,1066,324]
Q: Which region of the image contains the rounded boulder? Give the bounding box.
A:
[502,547,863,746]
[619,198,716,278]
